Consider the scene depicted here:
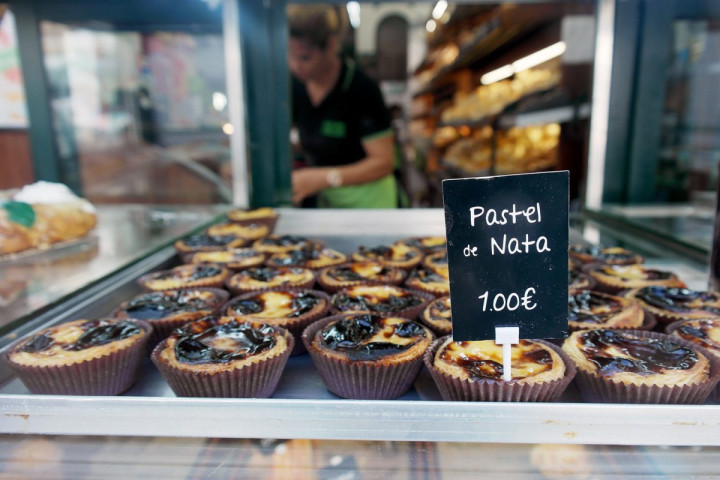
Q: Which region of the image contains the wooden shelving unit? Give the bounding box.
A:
[405,4,594,206]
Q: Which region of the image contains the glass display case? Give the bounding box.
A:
[586,0,720,257]
[0,208,718,479]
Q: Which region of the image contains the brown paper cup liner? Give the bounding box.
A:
[330,287,434,321]
[222,289,330,355]
[423,336,576,402]
[302,315,428,399]
[151,329,293,398]
[570,330,720,404]
[138,268,231,292]
[225,271,316,296]
[4,319,152,396]
[316,264,406,294]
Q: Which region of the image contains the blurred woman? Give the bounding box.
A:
[288,5,397,208]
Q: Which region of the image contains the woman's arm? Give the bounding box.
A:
[292,133,394,204]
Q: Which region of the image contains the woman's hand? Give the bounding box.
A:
[291,134,394,205]
[292,168,328,204]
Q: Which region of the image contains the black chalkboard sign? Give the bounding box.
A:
[442,171,569,341]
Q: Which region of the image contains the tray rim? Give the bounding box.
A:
[2,393,720,445]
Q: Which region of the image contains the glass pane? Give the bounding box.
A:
[40,19,231,204]
[657,19,720,204]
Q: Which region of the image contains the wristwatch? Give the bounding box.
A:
[326,168,343,188]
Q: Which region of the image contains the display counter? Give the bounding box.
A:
[1,208,718,478]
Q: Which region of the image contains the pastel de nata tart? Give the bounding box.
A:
[667,318,720,402]
[223,289,330,355]
[151,316,292,398]
[423,250,447,274]
[226,207,279,232]
[266,247,346,270]
[330,285,432,320]
[667,318,720,360]
[569,244,643,266]
[626,286,720,326]
[562,329,719,403]
[4,318,151,395]
[395,236,447,254]
[316,262,406,293]
[138,265,231,291]
[302,313,434,399]
[174,233,246,254]
[424,337,574,402]
[112,288,229,346]
[584,264,685,294]
[253,235,322,254]
[404,265,449,297]
[351,244,423,270]
[182,248,266,271]
[420,295,452,336]
[568,269,594,293]
[225,266,315,295]
[206,222,269,241]
[568,290,648,332]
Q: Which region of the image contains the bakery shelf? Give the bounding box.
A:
[498,103,591,129]
[1,210,718,445]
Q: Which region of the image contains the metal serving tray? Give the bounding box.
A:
[1,210,719,446]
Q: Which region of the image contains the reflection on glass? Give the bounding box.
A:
[657,20,720,205]
[40,22,231,204]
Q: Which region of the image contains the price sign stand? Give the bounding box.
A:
[442,171,569,350]
[495,326,519,381]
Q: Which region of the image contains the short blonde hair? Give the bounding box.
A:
[287,5,345,49]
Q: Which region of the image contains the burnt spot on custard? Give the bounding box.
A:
[328,265,392,282]
[409,267,448,284]
[123,291,217,319]
[320,314,426,360]
[268,247,323,267]
[173,318,276,364]
[358,245,417,261]
[332,289,423,313]
[230,291,322,318]
[20,320,141,353]
[675,320,720,351]
[595,266,674,281]
[578,330,698,376]
[235,267,308,284]
[568,291,625,325]
[180,234,241,248]
[441,340,552,381]
[154,266,223,282]
[636,286,720,315]
[258,235,313,248]
[401,237,446,253]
